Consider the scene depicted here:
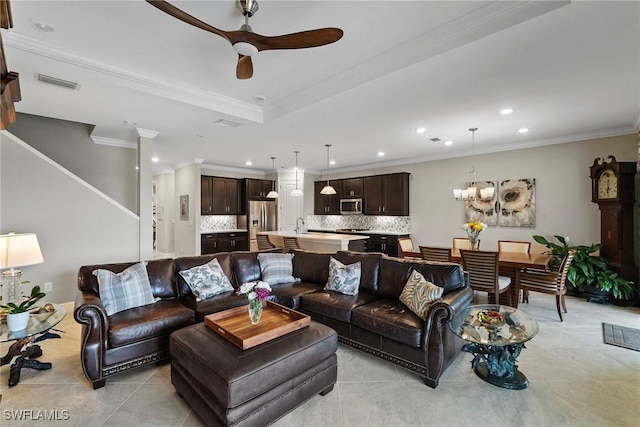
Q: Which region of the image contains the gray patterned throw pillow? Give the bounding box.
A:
[179,258,234,302]
[325,257,361,296]
[399,270,443,320]
[93,262,157,316]
[257,253,296,285]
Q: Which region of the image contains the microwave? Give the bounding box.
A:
[340,198,363,215]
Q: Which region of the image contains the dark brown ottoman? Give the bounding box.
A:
[170,321,338,426]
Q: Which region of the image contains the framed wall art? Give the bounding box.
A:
[497,178,536,227]
[180,195,189,221]
[464,180,498,226]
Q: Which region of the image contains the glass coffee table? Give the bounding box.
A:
[449,304,538,390]
[0,303,66,387]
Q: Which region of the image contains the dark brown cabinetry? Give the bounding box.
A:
[246,179,276,199]
[342,178,363,198]
[365,233,409,257]
[201,176,240,215]
[201,232,248,255]
[314,180,343,215]
[363,173,409,216]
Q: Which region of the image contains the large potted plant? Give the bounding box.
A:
[533,235,634,302]
[0,285,46,331]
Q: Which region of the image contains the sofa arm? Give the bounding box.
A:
[74,291,110,387]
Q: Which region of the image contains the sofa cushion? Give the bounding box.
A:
[399,270,444,320]
[178,258,234,302]
[292,250,331,284]
[93,262,157,316]
[187,292,249,322]
[377,257,414,299]
[231,251,262,285]
[325,257,361,296]
[301,289,377,323]
[335,251,381,294]
[175,253,235,298]
[412,261,466,294]
[257,253,296,285]
[269,281,324,310]
[351,299,423,348]
[108,300,195,348]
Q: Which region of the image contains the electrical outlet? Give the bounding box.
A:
[44,282,53,292]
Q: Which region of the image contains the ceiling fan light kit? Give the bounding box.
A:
[146,0,343,79]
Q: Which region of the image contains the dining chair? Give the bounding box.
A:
[518,250,575,321]
[460,249,512,306]
[453,238,480,251]
[283,236,302,252]
[498,240,531,253]
[257,234,276,250]
[419,246,452,262]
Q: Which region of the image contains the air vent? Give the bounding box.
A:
[430,137,441,142]
[36,73,79,90]
[215,119,241,128]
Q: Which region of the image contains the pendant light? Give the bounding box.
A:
[290,151,303,197]
[320,144,337,195]
[453,128,494,201]
[265,156,279,198]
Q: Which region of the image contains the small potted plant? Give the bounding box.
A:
[533,235,634,302]
[0,285,46,332]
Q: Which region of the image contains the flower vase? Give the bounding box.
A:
[248,298,263,325]
[469,238,479,251]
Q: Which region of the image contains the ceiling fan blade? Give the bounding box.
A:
[146,0,232,43]
[242,28,344,51]
[236,54,253,79]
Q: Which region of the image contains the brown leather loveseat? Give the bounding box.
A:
[74,249,471,389]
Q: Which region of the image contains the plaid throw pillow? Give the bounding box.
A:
[325,257,361,296]
[179,258,235,302]
[399,270,443,320]
[93,262,157,316]
[257,253,296,285]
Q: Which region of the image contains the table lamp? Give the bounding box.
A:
[0,232,44,305]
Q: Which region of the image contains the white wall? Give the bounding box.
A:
[0,131,140,303]
[329,134,637,253]
[173,163,201,256]
[154,172,175,255]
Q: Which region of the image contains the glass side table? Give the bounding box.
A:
[449,304,539,390]
[0,303,66,387]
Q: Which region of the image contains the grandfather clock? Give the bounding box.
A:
[589,156,638,287]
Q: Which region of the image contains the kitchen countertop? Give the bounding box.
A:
[201,229,248,234]
[258,231,369,241]
[257,231,368,252]
[307,229,410,236]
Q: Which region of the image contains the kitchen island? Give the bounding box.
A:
[257,231,369,252]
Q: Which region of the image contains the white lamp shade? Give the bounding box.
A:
[266,190,279,198]
[467,186,477,198]
[460,189,469,199]
[453,189,462,199]
[0,233,44,269]
[320,185,337,195]
[290,188,303,197]
[480,187,495,199]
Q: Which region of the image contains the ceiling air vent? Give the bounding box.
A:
[430,137,441,142]
[215,119,241,128]
[36,73,79,90]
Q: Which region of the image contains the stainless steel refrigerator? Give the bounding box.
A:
[249,200,278,251]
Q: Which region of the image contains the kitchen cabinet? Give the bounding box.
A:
[342,178,363,198]
[201,233,218,254]
[246,179,276,199]
[201,176,240,215]
[314,180,343,215]
[363,173,409,216]
[201,232,248,255]
[366,233,409,257]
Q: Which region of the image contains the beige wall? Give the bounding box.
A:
[173,163,201,256]
[154,173,175,255]
[329,134,636,253]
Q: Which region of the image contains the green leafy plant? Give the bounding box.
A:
[0,285,46,314]
[533,235,634,300]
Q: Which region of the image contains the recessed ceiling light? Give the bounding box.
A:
[444,140,453,146]
[518,128,529,133]
[415,127,426,134]
[152,157,159,162]
[329,160,336,165]
[501,108,513,115]
[33,22,54,32]
[378,152,385,157]
[245,161,252,166]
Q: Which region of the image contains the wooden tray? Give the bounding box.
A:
[204,301,310,350]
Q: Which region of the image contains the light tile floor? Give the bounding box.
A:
[1,293,639,426]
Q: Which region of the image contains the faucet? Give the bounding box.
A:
[295,217,305,234]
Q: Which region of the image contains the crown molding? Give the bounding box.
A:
[91,136,136,149]
[4,33,264,124]
[136,128,159,139]
[266,1,569,121]
[201,162,266,176]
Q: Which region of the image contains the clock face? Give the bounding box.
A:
[597,170,618,199]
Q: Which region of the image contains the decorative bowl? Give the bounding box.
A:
[477,309,505,329]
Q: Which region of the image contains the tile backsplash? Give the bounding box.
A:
[305,215,410,233]
[201,216,237,232]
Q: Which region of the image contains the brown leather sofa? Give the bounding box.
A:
[74,249,471,389]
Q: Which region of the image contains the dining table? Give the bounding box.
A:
[406,249,553,308]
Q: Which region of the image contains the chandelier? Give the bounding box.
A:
[453,128,495,201]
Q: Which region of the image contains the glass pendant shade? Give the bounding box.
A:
[320,144,336,195]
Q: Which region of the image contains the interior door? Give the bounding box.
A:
[281,180,302,231]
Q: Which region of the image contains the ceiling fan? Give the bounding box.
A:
[146,0,344,80]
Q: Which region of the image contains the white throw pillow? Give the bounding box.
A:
[93,262,157,316]
[399,270,444,320]
[179,258,235,302]
[257,253,296,285]
[325,257,361,296]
